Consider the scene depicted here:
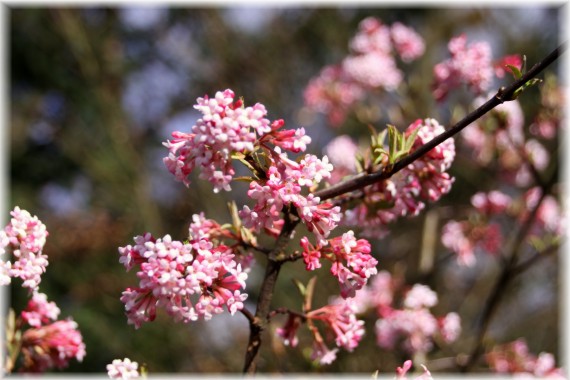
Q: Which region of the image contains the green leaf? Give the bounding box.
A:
[506,64,522,80]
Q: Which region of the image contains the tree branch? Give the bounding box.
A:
[242,210,300,374]
[315,42,566,202]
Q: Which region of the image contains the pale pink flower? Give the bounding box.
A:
[342,52,402,90]
[303,64,365,126]
[301,231,377,298]
[441,220,475,267]
[486,339,565,378]
[118,232,248,328]
[438,312,462,343]
[107,358,140,379]
[403,284,438,310]
[310,338,339,365]
[433,34,494,101]
[21,292,61,328]
[523,187,564,237]
[21,319,86,372]
[164,89,308,192]
[363,277,459,356]
[307,298,365,351]
[376,308,439,353]
[349,17,392,55]
[1,207,49,291]
[471,191,512,215]
[240,150,340,244]
[390,22,425,62]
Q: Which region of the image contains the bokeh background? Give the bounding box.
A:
[6,4,564,375]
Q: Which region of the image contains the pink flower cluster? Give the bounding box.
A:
[107,358,140,379]
[486,339,565,378]
[433,34,521,101]
[343,119,455,238]
[441,190,510,266]
[20,293,86,372]
[118,228,248,328]
[523,187,565,239]
[356,271,460,354]
[306,298,365,365]
[275,298,365,365]
[239,148,341,245]
[300,231,378,298]
[304,17,424,126]
[164,89,311,192]
[0,207,49,292]
[463,96,549,187]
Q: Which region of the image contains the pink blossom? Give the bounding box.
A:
[433,34,494,101]
[304,18,423,126]
[403,284,438,310]
[349,17,392,55]
[438,312,462,343]
[21,292,61,328]
[376,308,439,353]
[240,150,340,245]
[310,338,339,365]
[164,89,308,192]
[486,339,565,378]
[370,280,460,355]
[342,52,402,90]
[1,207,49,291]
[21,319,86,372]
[441,219,503,266]
[301,231,377,298]
[471,191,512,215]
[107,358,140,379]
[390,22,425,62]
[523,187,564,237]
[303,64,365,126]
[307,298,365,352]
[118,232,248,328]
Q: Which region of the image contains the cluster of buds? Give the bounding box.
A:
[340,118,455,238]
[17,292,86,372]
[275,296,366,366]
[304,17,424,125]
[238,149,341,245]
[1,207,49,292]
[300,231,378,298]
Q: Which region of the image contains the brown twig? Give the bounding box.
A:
[242,210,300,374]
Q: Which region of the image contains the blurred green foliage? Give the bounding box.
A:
[7,5,562,374]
